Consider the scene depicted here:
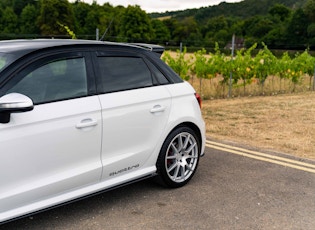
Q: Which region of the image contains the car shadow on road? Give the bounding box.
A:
[0,178,167,229]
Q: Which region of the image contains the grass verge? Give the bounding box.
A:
[202,92,315,160]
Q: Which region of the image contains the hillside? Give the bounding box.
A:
[150,0,307,22]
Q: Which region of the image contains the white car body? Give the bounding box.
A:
[0,39,205,223]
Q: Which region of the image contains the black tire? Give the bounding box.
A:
[156,126,200,188]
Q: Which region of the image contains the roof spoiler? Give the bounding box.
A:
[129,43,165,57]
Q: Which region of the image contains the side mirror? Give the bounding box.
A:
[0,93,34,123]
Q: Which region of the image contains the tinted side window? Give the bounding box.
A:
[0,53,15,73]
[98,57,153,93]
[6,58,87,104]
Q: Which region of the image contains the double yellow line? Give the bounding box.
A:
[206,140,315,174]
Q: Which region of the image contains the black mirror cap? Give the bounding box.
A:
[0,112,10,124]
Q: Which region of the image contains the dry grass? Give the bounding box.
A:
[202,92,315,160]
[157,16,172,21]
[190,75,313,99]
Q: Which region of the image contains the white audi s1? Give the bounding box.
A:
[0,39,205,223]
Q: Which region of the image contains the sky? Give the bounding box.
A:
[74,0,244,13]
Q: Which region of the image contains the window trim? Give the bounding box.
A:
[0,51,96,105]
[94,50,171,94]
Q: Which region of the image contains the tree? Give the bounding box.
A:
[82,3,102,35]
[20,4,40,35]
[263,24,287,48]
[98,5,128,42]
[172,17,201,46]
[213,29,230,47]
[0,7,18,34]
[203,16,228,36]
[203,16,229,47]
[303,0,315,46]
[246,16,274,39]
[151,19,171,44]
[72,0,92,34]
[119,5,154,42]
[268,4,291,22]
[38,0,75,36]
[78,2,118,39]
[162,18,181,45]
[303,0,315,22]
[286,8,309,48]
[12,0,36,15]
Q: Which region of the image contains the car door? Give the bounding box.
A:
[95,51,172,180]
[0,51,102,217]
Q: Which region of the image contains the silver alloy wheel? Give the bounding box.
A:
[165,132,199,183]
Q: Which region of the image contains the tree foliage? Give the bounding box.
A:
[119,5,154,42]
[303,0,315,22]
[0,7,18,34]
[268,4,291,21]
[0,0,313,50]
[20,4,40,34]
[38,0,75,35]
[151,19,171,43]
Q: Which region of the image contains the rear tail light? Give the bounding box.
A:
[195,93,202,108]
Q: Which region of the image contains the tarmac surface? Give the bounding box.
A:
[2,140,315,229]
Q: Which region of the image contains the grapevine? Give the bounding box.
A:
[162,44,315,98]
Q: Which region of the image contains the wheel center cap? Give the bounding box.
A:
[176,151,186,163]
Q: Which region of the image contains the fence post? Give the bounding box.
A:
[228,34,235,98]
[96,28,99,41]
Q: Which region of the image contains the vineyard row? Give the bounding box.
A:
[162,43,315,98]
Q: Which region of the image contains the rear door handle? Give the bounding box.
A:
[76,118,98,129]
[150,105,166,113]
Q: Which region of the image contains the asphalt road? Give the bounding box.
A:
[2,140,315,230]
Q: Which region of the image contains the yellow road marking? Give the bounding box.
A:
[207,140,315,169]
[206,140,315,174]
